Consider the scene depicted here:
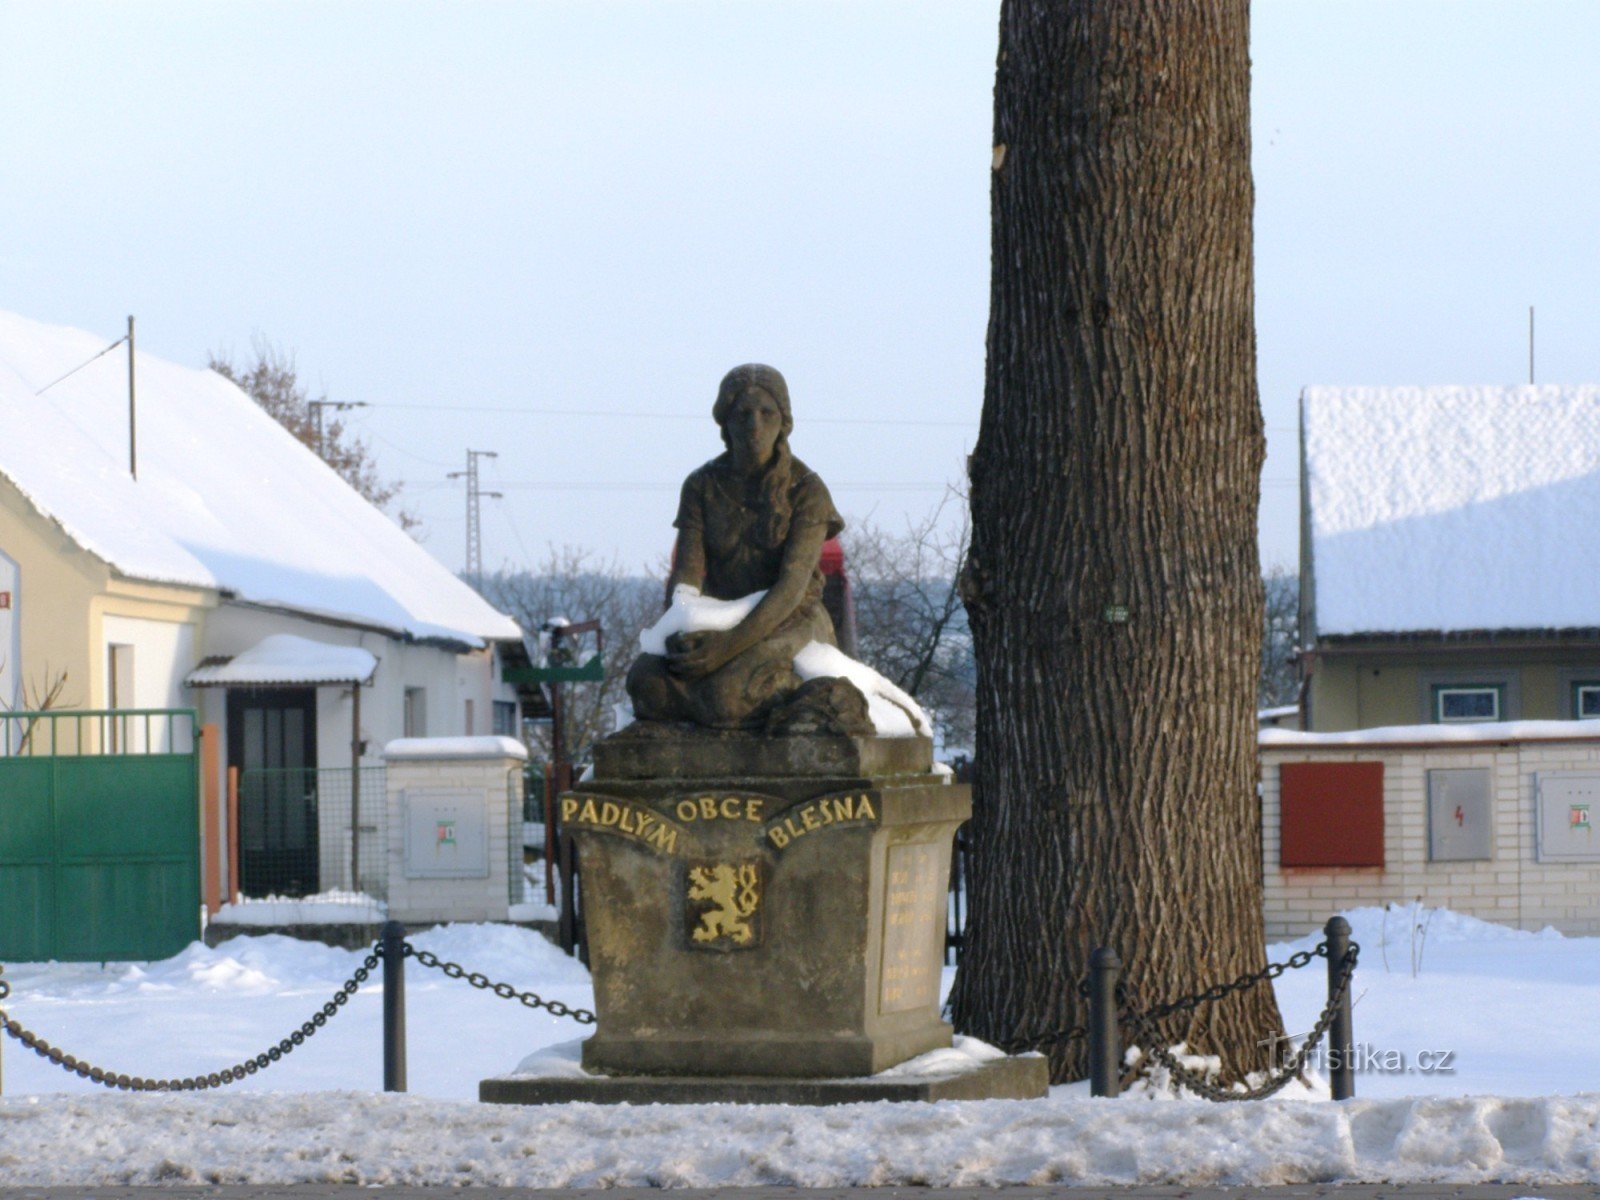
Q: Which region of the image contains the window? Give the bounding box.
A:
[1575,684,1600,720]
[1434,685,1501,724]
[403,687,427,738]
[464,698,475,736]
[107,643,134,751]
[493,700,518,738]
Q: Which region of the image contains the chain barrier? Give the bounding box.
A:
[993,938,1359,1102]
[0,951,379,1092]
[405,944,597,1025]
[995,977,1090,1053]
[1134,947,1322,1024]
[0,932,1343,1099]
[1121,942,1360,1102]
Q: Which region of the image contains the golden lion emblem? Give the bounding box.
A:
[687,862,761,946]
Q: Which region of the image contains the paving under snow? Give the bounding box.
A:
[0,907,1595,1186]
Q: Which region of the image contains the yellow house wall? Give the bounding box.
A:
[0,475,110,712]
[0,475,214,721]
[1310,649,1600,731]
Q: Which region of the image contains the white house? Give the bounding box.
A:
[0,309,524,898]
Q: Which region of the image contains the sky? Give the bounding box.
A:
[3,1,1597,580]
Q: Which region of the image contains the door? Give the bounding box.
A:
[228,688,318,897]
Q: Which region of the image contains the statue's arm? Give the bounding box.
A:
[717,517,827,656]
[670,524,708,595]
[666,517,826,679]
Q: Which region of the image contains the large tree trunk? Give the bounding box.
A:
[950,0,1281,1083]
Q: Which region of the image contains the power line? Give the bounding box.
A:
[401,478,954,492]
[33,335,128,396]
[369,402,974,428]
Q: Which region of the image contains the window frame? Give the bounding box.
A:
[492,699,518,738]
[1573,682,1600,720]
[1432,683,1503,724]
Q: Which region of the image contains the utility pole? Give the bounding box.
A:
[1529,306,1535,385]
[307,399,368,460]
[448,449,502,580]
[127,315,137,481]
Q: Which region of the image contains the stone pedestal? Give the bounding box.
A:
[577,730,962,1077]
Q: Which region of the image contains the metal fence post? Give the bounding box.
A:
[558,831,578,956]
[381,920,407,1093]
[1325,915,1354,1100]
[1088,946,1121,1098]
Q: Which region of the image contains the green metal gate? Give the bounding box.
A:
[0,709,201,962]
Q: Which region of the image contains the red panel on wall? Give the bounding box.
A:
[1280,761,1384,868]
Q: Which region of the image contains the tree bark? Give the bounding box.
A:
[950,0,1282,1083]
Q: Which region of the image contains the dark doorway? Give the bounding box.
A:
[227,688,319,897]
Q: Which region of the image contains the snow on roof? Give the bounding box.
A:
[1304,385,1600,637]
[0,311,519,647]
[186,634,378,687]
[1262,718,1600,747]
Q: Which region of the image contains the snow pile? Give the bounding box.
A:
[1262,718,1600,746]
[4,1092,1600,1186]
[212,891,386,927]
[0,310,517,646]
[1304,384,1600,635]
[186,634,377,686]
[638,585,930,736]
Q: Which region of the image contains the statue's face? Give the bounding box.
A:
[726,386,784,467]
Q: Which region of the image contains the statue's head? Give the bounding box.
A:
[713,364,794,452]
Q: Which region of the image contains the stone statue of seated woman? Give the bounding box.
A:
[626,364,911,736]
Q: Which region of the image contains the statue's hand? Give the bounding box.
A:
[666,629,735,680]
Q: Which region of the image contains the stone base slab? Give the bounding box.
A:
[479,1053,1048,1107]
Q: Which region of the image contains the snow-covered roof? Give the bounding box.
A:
[0,311,519,647]
[186,634,378,687]
[1304,385,1600,637]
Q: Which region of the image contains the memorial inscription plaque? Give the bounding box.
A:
[879,839,945,1014]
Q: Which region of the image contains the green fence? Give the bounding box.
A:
[0,709,201,962]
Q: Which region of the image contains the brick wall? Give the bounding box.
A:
[1261,735,1600,939]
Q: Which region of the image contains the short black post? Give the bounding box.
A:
[380,919,407,1093]
[557,831,578,955]
[1325,915,1354,1101]
[1088,946,1121,1098]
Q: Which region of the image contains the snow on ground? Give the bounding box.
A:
[212,890,386,926]
[0,907,1596,1185]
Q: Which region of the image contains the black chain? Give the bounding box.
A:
[1122,942,1360,1102]
[992,976,1091,1054]
[0,951,379,1092]
[406,944,596,1024]
[1132,947,1323,1024]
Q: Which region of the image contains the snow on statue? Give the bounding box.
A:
[626,363,928,738]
